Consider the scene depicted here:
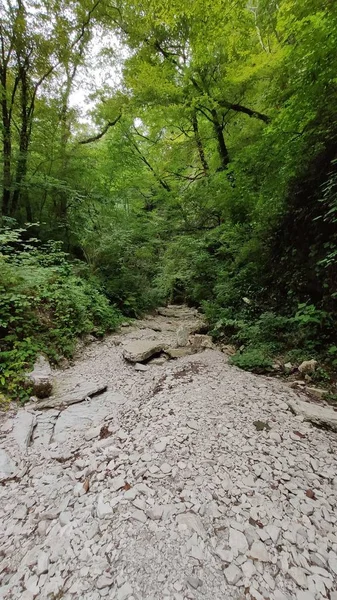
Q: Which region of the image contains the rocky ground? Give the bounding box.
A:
[1,306,337,600]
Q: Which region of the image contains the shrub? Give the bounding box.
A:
[0,227,122,401]
[230,349,273,373]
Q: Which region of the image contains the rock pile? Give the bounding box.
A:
[1,308,337,600]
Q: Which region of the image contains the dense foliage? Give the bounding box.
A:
[1,0,337,397]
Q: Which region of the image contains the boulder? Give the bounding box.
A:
[27,355,53,398]
[123,340,168,363]
[287,397,337,431]
[34,381,108,409]
[298,359,318,374]
[189,334,214,349]
[166,347,195,359]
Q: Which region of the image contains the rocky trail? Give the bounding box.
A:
[1,305,337,600]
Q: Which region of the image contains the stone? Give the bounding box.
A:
[215,548,233,563]
[35,381,108,409]
[269,431,282,444]
[97,495,113,518]
[189,334,213,349]
[298,360,317,374]
[154,439,168,453]
[249,541,270,562]
[306,387,327,399]
[36,552,49,575]
[26,355,53,398]
[146,505,163,520]
[289,567,308,588]
[118,582,133,600]
[296,593,315,600]
[176,512,207,539]
[224,565,242,585]
[273,592,290,600]
[242,560,256,579]
[74,482,87,497]
[59,511,72,526]
[96,576,113,589]
[265,525,281,544]
[13,504,28,520]
[12,411,36,452]
[123,340,167,363]
[166,347,194,359]
[131,509,147,523]
[25,576,40,595]
[84,426,101,441]
[187,576,202,589]
[186,419,198,430]
[0,449,16,479]
[328,551,337,574]
[286,398,337,431]
[111,475,126,491]
[229,528,248,555]
[160,462,171,473]
[135,363,149,372]
[176,326,190,347]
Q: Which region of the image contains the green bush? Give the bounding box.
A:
[0,227,122,401]
[230,349,273,373]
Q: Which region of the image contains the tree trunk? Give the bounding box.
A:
[211,109,230,170]
[0,70,12,217]
[11,61,31,217]
[192,111,209,175]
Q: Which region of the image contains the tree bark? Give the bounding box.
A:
[192,111,209,175]
[211,109,230,170]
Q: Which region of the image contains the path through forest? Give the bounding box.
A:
[1,306,337,600]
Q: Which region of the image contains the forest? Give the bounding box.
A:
[1,0,337,400]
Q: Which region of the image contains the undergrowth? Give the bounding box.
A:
[0,227,122,403]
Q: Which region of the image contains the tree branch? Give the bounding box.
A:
[78,113,121,144]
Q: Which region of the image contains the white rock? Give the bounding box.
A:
[0,449,16,479]
[73,482,86,497]
[59,511,72,526]
[111,475,126,491]
[187,575,202,589]
[96,575,113,589]
[131,509,147,523]
[328,551,337,574]
[215,548,233,563]
[154,439,167,453]
[146,505,163,520]
[265,524,281,544]
[269,431,282,444]
[273,592,290,600]
[249,541,270,562]
[135,363,149,372]
[13,504,28,520]
[36,551,49,575]
[176,512,206,539]
[186,419,199,430]
[25,575,40,595]
[289,567,308,588]
[229,528,248,555]
[97,495,113,518]
[224,564,242,584]
[242,560,256,579]
[296,593,315,600]
[84,426,101,441]
[118,582,133,600]
[160,462,171,473]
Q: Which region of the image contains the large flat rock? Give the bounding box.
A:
[52,391,125,443]
[123,340,168,363]
[287,397,337,431]
[34,381,108,409]
[12,411,36,452]
[0,449,16,480]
